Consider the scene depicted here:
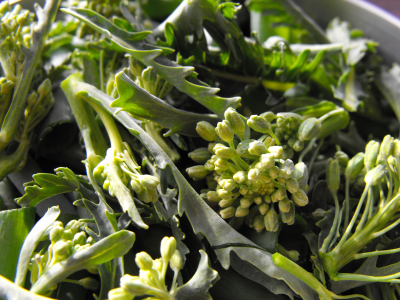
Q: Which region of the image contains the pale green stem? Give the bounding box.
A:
[371,218,400,239]
[378,193,400,218]
[334,272,400,283]
[299,137,317,162]
[354,247,400,260]
[343,177,350,230]
[308,138,323,173]
[321,191,340,253]
[100,50,105,93]
[356,190,373,233]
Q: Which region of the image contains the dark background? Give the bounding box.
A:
[369,0,400,17]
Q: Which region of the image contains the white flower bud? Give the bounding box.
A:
[135,252,153,271]
[161,237,177,261]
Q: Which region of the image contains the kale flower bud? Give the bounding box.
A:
[264,206,279,232]
[79,277,100,290]
[335,150,349,168]
[292,189,308,206]
[139,175,160,189]
[233,171,247,184]
[161,237,177,261]
[196,121,219,142]
[260,153,275,169]
[236,206,249,217]
[53,240,72,261]
[268,146,283,159]
[221,179,237,191]
[248,141,268,156]
[219,198,235,207]
[170,250,183,272]
[239,185,249,195]
[224,108,246,137]
[72,232,87,246]
[269,166,280,179]
[220,206,236,219]
[281,201,295,225]
[345,152,365,180]
[326,158,340,192]
[298,117,322,141]
[279,198,291,213]
[49,222,64,243]
[188,148,212,164]
[62,229,73,241]
[121,276,149,294]
[240,198,253,208]
[285,178,299,193]
[264,195,272,203]
[377,135,394,164]
[253,215,265,232]
[294,162,308,188]
[217,189,232,200]
[260,111,275,122]
[364,140,380,171]
[235,140,258,159]
[247,115,272,134]
[365,164,386,186]
[280,159,295,179]
[214,158,230,171]
[393,139,400,157]
[214,144,235,159]
[292,140,304,152]
[207,191,221,202]
[259,203,269,215]
[253,196,263,205]
[186,165,209,180]
[215,120,234,144]
[135,252,154,271]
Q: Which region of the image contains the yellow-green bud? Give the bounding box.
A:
[65,220,85,235]
[236,206,249,217]
[264,207,279,232]
[189,148,212,164]
[214,158,230,171]
[326,158,340,192]
[87,265,99,274]
[233,171,247,184]
[253,215,265,232]
[281,201,295,225]
[260,153,275,169]
[135,252,154,271]
[218,189,233,200]
[278,198,291,213]
[170,250,183,272]
[220,206,236,219]
[248,141,268,156]
[139,175,160,189]
[252,196,261,205]
[221,179,237,191]
[365,164,386,186]
[377,135,394,164]
[79,277,100,290]
[248,168,260,181]
[121,276,149,294]
[214,144,235,159]
[365,140,380,171]
[62,229,73,241]
[335,150,349,169]
[73,232,87,246]
[224,108,246,137]
[186,165,209,180]
[247,115,272,134]
[393,139,400,157]
[298,118,322,141]
[208,142,218,154]
[196,121,219,142]
[345,152,365,180]
[294,162,308,188]
[219,198,235,207]
[240,198,253,208]
[207,191,221,202]
[268,146,283,159]
[215,120,234,143]
[49,222,64,243]
[161,237,177,261]
[260,111,275,122]
[285,178,299,193]
[280,159,295,179]
[259,203,269,215]
[264,195,272,203]
[53,240,72,261]
[269,166,280,179]
[292,189,308,206]
[108,287,132,300]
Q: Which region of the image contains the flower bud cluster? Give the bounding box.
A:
[29,220,94,291]
[109,236,184,300]
[188,109,310,232]
[93,142,160,204]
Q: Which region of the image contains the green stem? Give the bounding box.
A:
[356,190,373,233]
[100,50,105,93]
[354,247,400,260]
[334,272,400,283]
[371,218,400,239]
[321,191,340,253]
[343,177,350,230]
[299,137,317,162]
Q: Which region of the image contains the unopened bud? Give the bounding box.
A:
[365,140,380,171]
[260,111,275,122]
[253,215,265,232]
[279,198,291,213]
[186,165,209,180]
[248,141,268,156]
[264,195,272,203]
[264,207,279,232]
[216,120,234,143]
[129,58,145,77]
[196,121,219,142]
[377,135,394,164]
[135,252,153,271]
[318,108,349,139]
[259,153,275,169]
[235,140,258,159]
[62,229,73,241]
[247,115,272,134]
[393,139,400,157]
[248,168,260,181]
[220,206,236,219]
[280,159,295,179]
[53,240,72,261]
[269,166,280,179]
[224,108,246,137]
[79,277,100,290]
[121,276,149,294]
[214,144,235,159]
[108,287,131,300]
[294,162,308,188]
[268,146,283,159]
[161,237,177,261]
[189,148,212,164]
[335,150,349,169]
[207,191,221,202]
[139,175,160,189]
[298,118,322,141]
[170,250,183,271]
[49,222,64,243]
[236,206,249,217]
[217,189,232,200]
[73,232,87,246]
[365,164,386,186]
[292,189,308,206]
[345,152,365,180]
[37,79,52,97]
[221,179,237,191]
[285,178,299,193]
[281,201,295,224]
[326,158,340,192]
[258,203,269,215]
[233,171,247,184]
[240,198,253,208]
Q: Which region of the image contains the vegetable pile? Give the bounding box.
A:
[2,0,400,299]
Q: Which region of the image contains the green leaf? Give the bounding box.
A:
[69,76,320,300]
[30,230,135,295]
[16,168,80,207]
[14,206,60,287]
[176,250,219,300]
[0,208,36,281]
[0,275,55,300]
[61,7,240,118]
[111,72,220,136]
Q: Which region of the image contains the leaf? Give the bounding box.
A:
[61,7,240,118]
[0,208,36,281]
[30,230,135,295]
[111,72,220,137]
[16,168,80,207]
[0,275,54,300]
[66,76,320,300]
[303,232,325,285]
[176,250,219,300]
[14,206,60,287]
